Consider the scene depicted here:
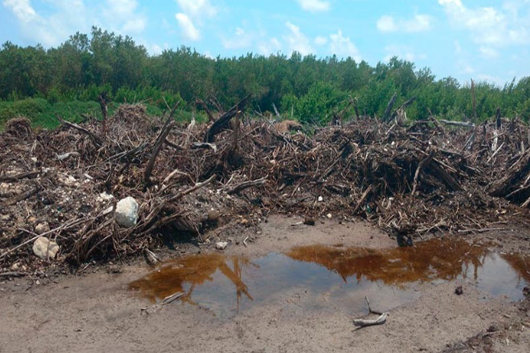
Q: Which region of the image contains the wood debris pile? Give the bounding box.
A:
[0,99,529,269]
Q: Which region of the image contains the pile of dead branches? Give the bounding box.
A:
[0,98,529,269]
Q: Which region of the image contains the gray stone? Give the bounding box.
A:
[33,237,59,260]
[35,222,50,235]
[115,196,139,228]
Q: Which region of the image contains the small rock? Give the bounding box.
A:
[115,196,139,228]
[303,217,315,226]
[99,192,114,202]
[207,210,220,222]
[35,222,50,235]
[487,324,502,333]
[215,241,228,250]
[318,196,324,202]
[33,237,59,260]
[455,286,464,295]
[326,213,332,219]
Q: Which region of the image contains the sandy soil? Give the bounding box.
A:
[1,215,529,353]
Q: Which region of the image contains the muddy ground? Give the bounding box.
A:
[1,215,529,353]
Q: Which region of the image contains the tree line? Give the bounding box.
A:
[1,26,530,125]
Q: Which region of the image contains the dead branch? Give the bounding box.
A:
[225,176,268,195]
[381,93,397,122]
[204,94,251,142]
[57,115,102,147]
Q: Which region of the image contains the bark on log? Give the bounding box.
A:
[204,94,251,143]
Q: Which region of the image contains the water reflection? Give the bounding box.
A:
[286,239,489,286]
[129,238,530,315]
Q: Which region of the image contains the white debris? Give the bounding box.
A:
[215,241,228,250]
[33,237,59,260]
[99,192,114,202]
[115,196,139,228]
[326,213,332,219]
[318,196,324,202]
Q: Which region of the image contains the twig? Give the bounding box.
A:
[144,105,178,184]
[0,272,26,277]
[352,185,373,214]
[0,171,39,182]
[412,150,434,195]
[365,296,383,315]
[57,115,102,147]
[0,234,41,260]
[191,142,217,152]
[2,185,41,207]
[225,176,267,195]
[353,313,388,328]
[162,291,184,304]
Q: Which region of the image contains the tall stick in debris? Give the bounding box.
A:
[382,92,397,122]
[204,94,251,143]
[471,79,477,121]
[144,102,179,185]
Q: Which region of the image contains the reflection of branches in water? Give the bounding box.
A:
[129,253,255,307]
[501,253,530,286]
[218,257,253,312]
[286,239,491,286]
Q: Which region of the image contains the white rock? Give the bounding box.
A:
[318,196,324,202]
[99,192,114,202]
[215,241,228,250]
[326,213,332,219]
[115,197,139,228]
[33,237,59,260]
[35,222,50,235]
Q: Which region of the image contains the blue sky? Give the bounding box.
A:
[1,0,530,85]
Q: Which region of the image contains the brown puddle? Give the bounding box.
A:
[129,238,530,317]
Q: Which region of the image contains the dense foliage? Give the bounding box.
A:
[1,27,530,127]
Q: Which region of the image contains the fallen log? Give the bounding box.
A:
[440,119,475,128]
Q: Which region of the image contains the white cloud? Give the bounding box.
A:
[314,35,328,46]
[103,0,146,34]
[439,0,530,46]
[257,38,282,55]
[477,74,504,85]
[377,14,432,33]
[329,30,361,61]
[479,46,499,59]
[453,40,475,75]
[295,0,330,13]
[174,0,217,41]
[384,44,425,62]
[3,0,148,47]
[176,0,216,19]
[175,13,200,41]
[3,0,87,46]
[284,22,313,55]
[3,0,38,23]
[222,27,253,49]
